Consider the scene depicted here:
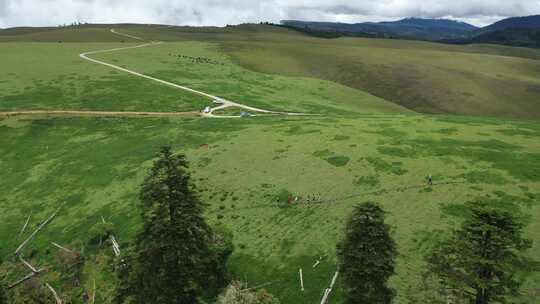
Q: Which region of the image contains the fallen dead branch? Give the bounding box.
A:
[299,268,304,291]
[8,254,45,289]
[330,271,338,289]
[91,279,96,304]
[51,242,74,253]
[15,204,64,256]
[111,235,121,256]
[319,271,339,304]
[19,255,39,273]
[46,282,63,304]
[8,270,43,289]
[240,280,278,293]
[102,216,121,256]
[19,212,32,236]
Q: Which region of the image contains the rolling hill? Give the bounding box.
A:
[0,24,539,304]
[3,24,540,119]
[445,15,540,48]
[446,28,540,48]
[477,15,540,34]
[281,18,477,41]
[283,15,540,49]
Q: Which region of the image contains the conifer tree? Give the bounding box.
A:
[337,202,397,304]
[0,265,5,304]
[0,256,7,304]
[115,146,232,303]
[427,201,538,304]
[0,286,4,304]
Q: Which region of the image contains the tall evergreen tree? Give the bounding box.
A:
[115,146,232,303]
[427,201,538,304]
[0,257,5,304]
[0,284,4,304]
[337,202,397,304]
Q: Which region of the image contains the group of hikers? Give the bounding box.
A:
[286,193,323,205]
[283,174,434,207]
[171,53,224,65]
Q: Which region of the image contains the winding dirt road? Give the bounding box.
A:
[1,28,306,119]
[0,110,200,118]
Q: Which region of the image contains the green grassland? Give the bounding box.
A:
[1,25,540,303]
[0,26,134,42]
[5,24,540,118]
[89,40,406,114]
[0,42,211,112]
[219,31,540,120]
[1,115,539,303]
[119,24,540,119]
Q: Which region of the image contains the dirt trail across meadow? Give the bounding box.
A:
[1,29,306,119]
[0,110,201,118]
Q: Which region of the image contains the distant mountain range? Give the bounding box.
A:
[445,15,540,48]
[281,15,540,48]
[478,15,540,33]
[281,18,477,41]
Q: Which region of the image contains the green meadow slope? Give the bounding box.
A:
[1,25,539,303]
[0,27,406,115]
[89,40,406,114]
[0,42,210,112]
[4,24,540,118]
[1,115,539,303]
[119,24,540,119]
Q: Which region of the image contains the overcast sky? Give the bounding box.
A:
[1,0,540,28]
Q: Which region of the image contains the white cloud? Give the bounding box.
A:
[1,0,540,28]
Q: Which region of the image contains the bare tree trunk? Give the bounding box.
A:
[91,279,96,304]
[8,272,41,289]
[15,204,63,255]
[46,283,63,304]
[19,212,32,236]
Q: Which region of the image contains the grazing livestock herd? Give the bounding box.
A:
[170,53,224,65]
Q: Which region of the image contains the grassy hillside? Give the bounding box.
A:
[446,28,540,49]
[219,33,540,119]
[90,40,406,114]
[0,25,136,42]
[0,42,210,112]
[118,24,540,119]
[4,24,540,118]
[0,27,407,115]
[1,25,539,303]
[1,115,539,303]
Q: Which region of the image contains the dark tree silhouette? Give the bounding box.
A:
[337,202,398,304]
[115,146,232,303]
[427,201,538,304]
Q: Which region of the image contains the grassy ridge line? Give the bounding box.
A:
[1,27,408,115]
[222,38,540,119]
[4,23,540,60]
[6,24,540,118]
[90,39,409,115]
[105,24,540,119]
[82,30,345,116]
